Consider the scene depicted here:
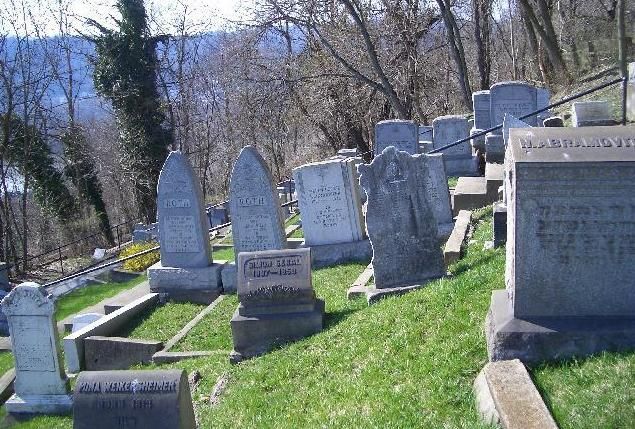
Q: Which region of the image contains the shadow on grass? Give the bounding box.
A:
[324,307,359,330]
[450,251,499,277]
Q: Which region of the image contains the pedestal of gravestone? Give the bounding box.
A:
[486,126,635,364]
[230,248,324,362]
[73,369,195,429]
[148,151,222,304]
[374,120,419,155]
[432,115,478,176]
[293,158,371,267]
[350,147,445,303]
[1,283,72,414]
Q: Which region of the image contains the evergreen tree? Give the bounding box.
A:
[90,0,172,222]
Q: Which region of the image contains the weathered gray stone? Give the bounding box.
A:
[301,239,372,268]
[542,116,564,127]
[293,158,365,245]
[487,126,635,363]
[374,120,419,155]
[1,283,72,414]
[418,125,433,142]
[444,210,471,266]
[470,128,486,152]
[337,148,359,158]
[221,263,237,294]
[230,248,324,362]
[157,151,211,268]
[229,146,287,265]
[536,87,551,124]
[493,202,507,248]
[84,336,163,370]
[432,115,478,176]
[486,114,531,164]
[71,313,103,333]
[485,162,504,201]
[0,262,10,291]
[502,114,531,150]
[474,359,558,429]
[151,152,222,302]
[73,369,196,429]
[489,81,540,128]
[571,101,615,127]
[425,154,454,238]
[452,177,489,215]
[359,147,445,289]
[472,90,491,129]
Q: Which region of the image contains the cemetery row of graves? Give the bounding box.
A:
[0,78,633,428]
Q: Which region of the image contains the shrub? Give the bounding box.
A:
[119,241,160,272]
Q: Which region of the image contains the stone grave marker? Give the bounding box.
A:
[432,115,478,175]
[628,62,635,122]
[71,313,103,333]
[230,247,324,362]
[471,90,491,152]
[1,282,72,414]
[424,154,454,238]
[571,101,614,127]
[486,126,635,363]
[419,125,434,153]
[356,147,445,298]
[229,146,287,263]
[375,120,419,155]
[73,369,195,429]
[148,151,222,303]
[293,158,371,267]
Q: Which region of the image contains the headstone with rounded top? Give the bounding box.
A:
[375,120,419,155]
[432,115,478,176]
[1,282,72,414]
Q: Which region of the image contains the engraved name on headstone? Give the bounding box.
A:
[375,120,419,155]
[229,146,287,264]
[73,369,196,429]
[157,151,211,268]
[359,147,445,289]
[1,283,72,414]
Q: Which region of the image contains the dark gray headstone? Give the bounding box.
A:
[73,369,195,429]
[472,90,491,129]
[157,151,211,268]
[229,146,287,265]
[358,147,445,289]
[375,120,419,155]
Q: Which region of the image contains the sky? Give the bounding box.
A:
[0,0,252,36]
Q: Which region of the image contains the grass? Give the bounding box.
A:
[532,352,635,429]
[6,207,635,428]
[448,176,459,188]
[171,295,238,352]
[0,352,13,376]
[289,227,304,238]
[284,212,300,227]
[54,274,146,321]
[213,247,235,261]
[116,302,205,343]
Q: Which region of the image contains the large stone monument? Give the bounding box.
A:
[1,283,72,414]
[148,151,222,303]
[571,101,614,127]
[432,115,478,176]
[374,120,419,155]
[224,146,288,292]
[353,146,445,302]
[230,248,324,362]
[73,369,196,429]
[293,158,371,267]
[485,81,544,163]
[486,126,635,363]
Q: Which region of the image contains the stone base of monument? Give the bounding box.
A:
[299,239,372,268]
[485,135,504,164]
[452,177,490,216]
[348,274,450,305]
[229,299,325,363]
[484,163,504,201]
[443,156,479,177]
[486,290,635,364]
[5,393,72,414]
[492,203,507,247]
[148,261,224,304]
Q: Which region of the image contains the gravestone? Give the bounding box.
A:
[486,126,635,363]
[375,120,419,155]
[148,151,222,304]
[207,204,229,228]
[230,248,324,362]
[356,147,445,299]
[73,369,195,429]
[293,158,371,267]
[337,148,359,158]
[419,125,434,153]
[536,87,552,125]
[502,114,531,149]
[0,262,9,291]
[571,101,614,127]
[485,81,540,163]
[71,313,103,333]
[628,62,635,122]
[424,154,454,238]
[543,116,564,127]
[471,90,491,153]
[1,283,72,414]
[229,146,287,262]
[432,115,478,175]
[277,186,291,218]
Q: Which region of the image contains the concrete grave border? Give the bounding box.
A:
[444,210,472,266]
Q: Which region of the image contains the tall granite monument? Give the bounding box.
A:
[353,146,445,302]
[148,151,222,303]
[486,126,635,363]
[293,158,370,267]
[230,248,324,362]
[1,283,72,414]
